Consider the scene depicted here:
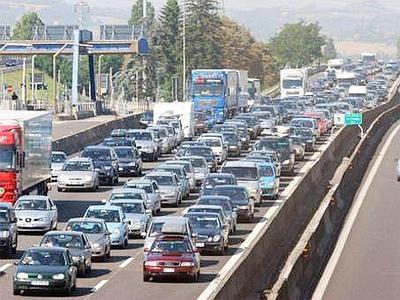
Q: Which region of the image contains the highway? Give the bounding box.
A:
[315,121,400,300]
[0,129,333,300]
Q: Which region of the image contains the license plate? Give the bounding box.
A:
[31,280,49,286]
[163,268,175,273]
[196,242,205,248]
[119,167,123,171]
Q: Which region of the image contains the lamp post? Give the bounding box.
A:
[182,0,186,102]
[31,55,37,101]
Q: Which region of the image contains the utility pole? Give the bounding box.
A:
[75,0,90,28]
[182,0,186,102]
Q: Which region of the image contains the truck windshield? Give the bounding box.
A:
[0,210,9,222]
[0,148,15,170]
[193,83,223,96]
[283,79,302,89]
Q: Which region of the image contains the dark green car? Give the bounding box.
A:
[13,247,77,295]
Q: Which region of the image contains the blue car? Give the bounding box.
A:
[257,162,280,200]
[84,204,129,248]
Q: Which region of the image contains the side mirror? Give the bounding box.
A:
[145,209,152,215]
[14,261,19,266]
[105,232,111,236]
[124,219,131,225]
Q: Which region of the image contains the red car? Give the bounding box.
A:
[143,235,201,282]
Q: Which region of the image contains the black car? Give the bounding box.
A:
[221,132,242,156]
[13,247,77,295]
[81,146,119,185]
[102,137,136,148]
[0,203,18,257]
[289,127,316,152]
[114,146,142,176]
[254,137,295,175]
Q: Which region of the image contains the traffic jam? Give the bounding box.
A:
[0,59,397,296]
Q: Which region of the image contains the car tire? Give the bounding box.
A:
[102,251,108,262]
[13,288,19,296]
[143,273,150,282]
[57,187,62,192]
[106,247,111,259]
[65,285,72,296]
[219,246,225,256]
[124,238,129,249]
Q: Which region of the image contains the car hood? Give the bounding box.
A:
[159,186,177,192]
[105,222,123,231]
[59,171,93,178]
[16,265,68,274]
[194,227,219,237]
[51,163,64,171]
[15,210,49,219]
[125,213,145,221]
[135,140,153,147]
[86,234,106,244]
[68,248,85,258]
[237,180,259,189]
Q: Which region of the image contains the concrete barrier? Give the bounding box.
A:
[52,113,144,155]
[199,78,400,300]
[268,95,400,299]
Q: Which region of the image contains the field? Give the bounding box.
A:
[336,40,397,59]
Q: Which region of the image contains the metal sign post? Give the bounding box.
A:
[332,113,363,139]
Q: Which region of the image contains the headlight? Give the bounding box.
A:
[144,261,158,267]
[104,166,112,170]
[52,273,65,280]
[16,272,29,280]
[112,228,121,236]
[92,242,101,248]
[84,175,93,181]
[0,230,9,238]
[283,159,290,164]
[213,235,221,242]
[239,205,249,210]
[181,262,195,267]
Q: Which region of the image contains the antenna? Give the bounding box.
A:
[74,0,90,28]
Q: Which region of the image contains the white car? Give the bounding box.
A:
[51,151,67,182]
[57,158,99,192]
[198,136,228,164]
[123,180,162,215]
[15,196,58,232]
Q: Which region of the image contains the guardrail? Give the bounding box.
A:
[266,77,400,299]
[198,76,400,300]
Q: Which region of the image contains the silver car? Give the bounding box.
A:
[123,180,162,215]
[126,129,159,162]
[15,196,58,232]
[179,156,209,187]
[65,217,111,261]
[109,199,152,238]
[51,151,67,182]
[107,188,149,204]
[57,158,99,192]
[164,160,196,192]
[145,171,182,206]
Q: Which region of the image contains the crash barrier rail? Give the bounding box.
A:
[199,76,400,300]
[52,113,145,155]
[267,81,400,299]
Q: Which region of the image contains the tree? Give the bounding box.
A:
[129,0,156,32]
[157,0,182,99]
[322,38,337,60]
[13,12,43,40]
[269,20,326,68]
[186,0,222,70]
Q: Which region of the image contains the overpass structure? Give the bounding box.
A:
[0,25,149,113]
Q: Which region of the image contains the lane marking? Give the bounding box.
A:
[119,257,134,268]
[0,263,12,273]
[91,279,108,293]
[312,122,400,300]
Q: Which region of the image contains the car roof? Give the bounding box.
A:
[28,246,68,252]
[189,205,223,210]
[66,157,92,162]
[52,151,67,155]
[223,161,258,168]
[214,184,246,190]
[179,156,206,161]
[146,171,175,177]
[125,179,153,185]
[17,195,49,201]
[44,230,84,237]
[84,145,112,151]
[0,202,12,209]
[87,204,122,211]
[152,216,187,223]
[206,173,234,178]
[110,199,144,205]
[199,195,230,201]
[67,217,106,224]
[185,212,221,219]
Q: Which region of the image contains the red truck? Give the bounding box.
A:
[0,111,52,204]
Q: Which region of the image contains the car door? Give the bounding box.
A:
[48,198,58,225]
[152,182,161,209]
[82,234,92,264]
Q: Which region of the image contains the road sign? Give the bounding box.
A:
[344,113,362,125]
[334,113,345,125]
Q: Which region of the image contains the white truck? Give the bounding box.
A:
[280,68,308,98]
[153,102,195,140]
[336,71,356,89]
[328,58,344,71]
[237,70,250,111]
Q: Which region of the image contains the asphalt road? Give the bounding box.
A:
[53,116,119,140]
[0,129,333,300]
[320,122,400,300]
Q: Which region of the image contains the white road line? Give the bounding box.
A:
[91,279,108,293]
[0,263,12,273]
[312,122,400,300]
[119,257,134,268]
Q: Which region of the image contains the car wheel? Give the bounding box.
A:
[65,284,72,296]
[219,246,225,256]
[13,288,19,295]
[143,273,150,282]
[124,238,129,249]
[106,247,111,259]
[192,272,198,282]
[102,250,108,262]
[57,187,62,192]
[397,177,400,182]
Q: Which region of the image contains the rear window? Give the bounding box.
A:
[222,166,258,181]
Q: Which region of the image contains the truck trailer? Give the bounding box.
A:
[0,111,52,204]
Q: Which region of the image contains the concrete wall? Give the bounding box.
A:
[52,114,143,155]
[211,83,400,299]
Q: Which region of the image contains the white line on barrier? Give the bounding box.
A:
[91,280,108,293]
[312,122,400,300]
[119,257,134,268]
[0,263,12,273]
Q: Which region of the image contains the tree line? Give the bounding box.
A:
[11,1,335,101]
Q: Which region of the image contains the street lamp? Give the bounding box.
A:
[182,0,186,102]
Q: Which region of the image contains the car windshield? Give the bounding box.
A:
[52,153,66,163]
[292,128,313,137]
[0,147,14,170]
[204,176,234,187]
[15,199,47,211]
[146,175,173,186]
[41,234,83,249]
[188,208,221,218]
[67,221,104,234]
[63,162,92,171]
[110,193,143,200]
[291,119,314,128]
[112,202,143,214]
[127,131,152,141]
[21,249,67,266]
[86,209,121,223]
[223,134,238,143]
[222,167,258,181]
[115,148,135,159]
[0,210,9,222]
[157,168,183,178]
[184,148,213,157]
[187,215,221,229]
[214,188,248,205]
[198,199,231,212]
[202,139,221,147]
[124,183,152,193]
[259,165,275,177]
[82,149,111,161]
[150,240,192,253]
[189,158,206,168]
[257,139,290,151]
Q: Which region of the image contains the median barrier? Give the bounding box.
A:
[201,78,400,300]
[52,113,144,155]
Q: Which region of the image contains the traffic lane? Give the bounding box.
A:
[322,123,400,300]
[53,115,119,140]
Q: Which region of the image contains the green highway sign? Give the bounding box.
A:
[344,113,362,125]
